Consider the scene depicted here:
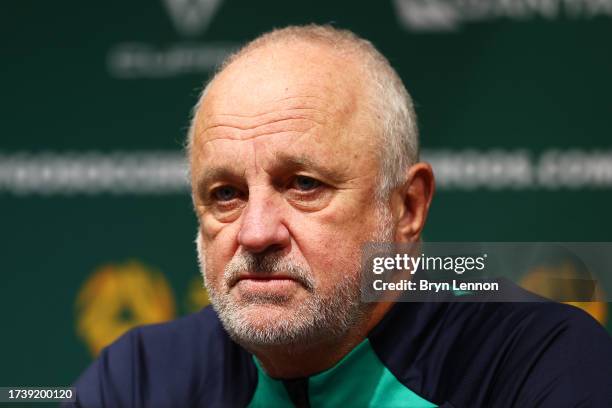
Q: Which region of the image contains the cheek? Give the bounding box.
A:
[290,213,373,287]
[201,226,239,284]
[292,191,378,283]
[200,213,226,240]
[305,202,379,248]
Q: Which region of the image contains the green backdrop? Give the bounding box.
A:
[2,0,611,389]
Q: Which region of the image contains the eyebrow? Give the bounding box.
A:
[272,153,345,182]
[195,152,346,195]
[195,167,244,198]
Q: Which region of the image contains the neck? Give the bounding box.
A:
[246,301,394,379]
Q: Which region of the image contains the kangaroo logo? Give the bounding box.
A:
[162,0,223,36]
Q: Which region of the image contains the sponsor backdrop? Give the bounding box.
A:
[2,0,612,389]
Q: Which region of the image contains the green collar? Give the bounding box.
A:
[248,339,436,408]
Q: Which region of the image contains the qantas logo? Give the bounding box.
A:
[393,0,460,31]
[162,0,223,36]
[393,0,612,31]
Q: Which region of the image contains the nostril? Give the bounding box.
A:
[261,244,285,255]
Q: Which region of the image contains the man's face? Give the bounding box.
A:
[190,42,393,347]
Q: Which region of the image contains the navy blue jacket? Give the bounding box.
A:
[68,296,612,407]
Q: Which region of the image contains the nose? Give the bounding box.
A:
[237,190,290,254]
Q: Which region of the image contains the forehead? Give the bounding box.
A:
[190,41,378,174]
[206,41,360,116]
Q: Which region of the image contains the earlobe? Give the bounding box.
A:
[394,162,435,243]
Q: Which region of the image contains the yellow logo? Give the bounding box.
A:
[520,261,608,325]
[75,261,176,356]
[185,275,211,313]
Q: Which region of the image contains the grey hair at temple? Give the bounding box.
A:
[185,24,419,201]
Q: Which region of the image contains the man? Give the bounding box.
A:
[70,25,612,407]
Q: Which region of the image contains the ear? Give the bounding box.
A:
[393,162,435,243]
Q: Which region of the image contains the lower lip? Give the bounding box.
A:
[235,278,299,294]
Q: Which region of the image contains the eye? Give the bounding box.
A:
[212,185,239,201]
[292,175,321,191]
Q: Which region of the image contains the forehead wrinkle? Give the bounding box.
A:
[205,94,330,119]
[196,79,357,144]
[203,107,327,130]
[196,104,328,147]
[202,129,315,147]
[252,136,260,176]
[212,109,326,125]
[199,93,330,129]
[202,118,321,144]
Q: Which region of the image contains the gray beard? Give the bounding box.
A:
[197,205,394,348]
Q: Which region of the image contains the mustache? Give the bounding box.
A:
[224,252,315,291]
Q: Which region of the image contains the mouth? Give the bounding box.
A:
[232,275,301,296]
[231,273,294,285]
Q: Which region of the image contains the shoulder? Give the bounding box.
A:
[127,305,227,352]
[482,301,612,407]
[463,300,612,365]
[70,307,257,408]
[457,295,612,364]
[427,284,612,358]
[370,297,612,407]
[99,306,231,378]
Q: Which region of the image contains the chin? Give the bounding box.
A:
[236,302,303,327]
[219,303,322,347]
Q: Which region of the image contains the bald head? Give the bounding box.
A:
[187,24,419,200]
[202,38,365,136]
